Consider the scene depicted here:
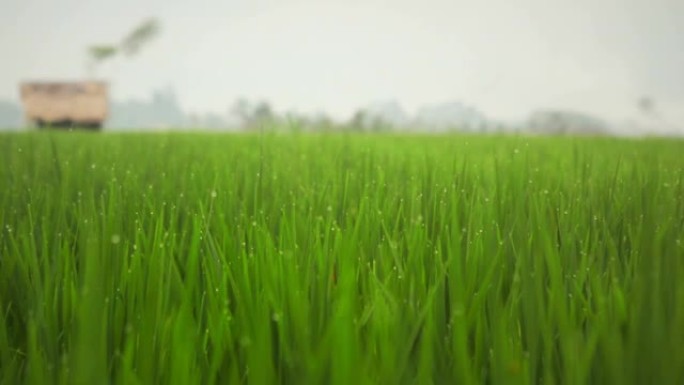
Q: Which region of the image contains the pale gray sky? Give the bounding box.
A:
[1,0,683,127]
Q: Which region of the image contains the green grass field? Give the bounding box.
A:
[1,132,683,385]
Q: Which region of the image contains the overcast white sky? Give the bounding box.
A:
[1,0,683,127]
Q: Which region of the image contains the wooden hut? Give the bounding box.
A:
[19,81,109,130]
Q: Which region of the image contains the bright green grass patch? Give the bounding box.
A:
[1,131,683,385]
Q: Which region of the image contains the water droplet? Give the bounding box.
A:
[240,336,252,347]
[110,234,121,244]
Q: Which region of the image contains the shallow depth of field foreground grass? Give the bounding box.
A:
[1,132,683,384]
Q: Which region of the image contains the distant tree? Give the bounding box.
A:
[348,109,368,131]
[120,18,160,57]
[253,101,274,123]
[283,112,307,132]
[369,116,391,132]
[314,114,335,132]
[87,45,118,77]
[230,98,277,130]
[86,18,161,77]
[230,98,252,124]
[345,107,400,132]
[527,110,610,136]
